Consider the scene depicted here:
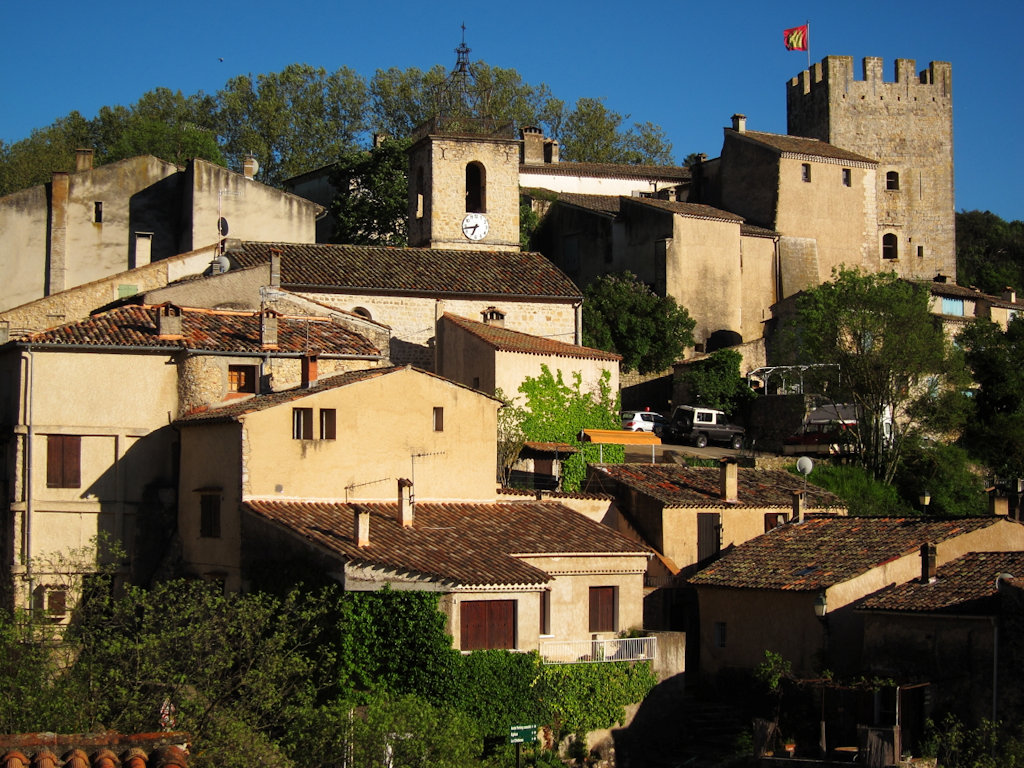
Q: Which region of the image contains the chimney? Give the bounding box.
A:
[990,491,1009,517]
[354,507,370,547]
[398,478,414,527]
[719,458,738,502]
[156,304,183,339]
[135,232,154,266]
[242,154,259,180]
[792,490,805,523]
[933,272,949,284]
[75,148,94,172]
[544,139,559,164]
[1003,287,1017,304]
[521,126,545,164]
[270,248,282,288]
[48,171,70,296]
[731,114,747,133]
[301,354,319,388]
[260,308,279,349]
[920,542,937,583]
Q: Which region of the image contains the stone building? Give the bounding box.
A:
[0,153,320,313]
[787,56,955,281]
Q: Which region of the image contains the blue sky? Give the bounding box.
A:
[2,0,1020,220]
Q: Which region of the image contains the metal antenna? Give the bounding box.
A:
[345,477,391,503]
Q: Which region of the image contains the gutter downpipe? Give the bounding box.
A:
[21,347,34,609]
[574,300,583,346]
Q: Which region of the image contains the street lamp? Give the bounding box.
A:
[814,591,828,618]
[919,491,931,515]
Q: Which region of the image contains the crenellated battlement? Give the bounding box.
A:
[788,56,952,100]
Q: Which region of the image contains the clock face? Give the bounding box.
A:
[461,213,489,241]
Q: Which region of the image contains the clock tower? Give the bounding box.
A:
[406,32,521,252]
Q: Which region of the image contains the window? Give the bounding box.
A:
[353,307,372,320]
[842,168,851,187]
[200,494,221,538]
[93,201,103,223]
[765,512,789,532]
[292,408,313,439]
[917,245,924,259]
[540,590,551,636]
[34,586,67,617]
[886,171,900,190]
[461,600,516,650]
[228,365,257,394]
[589,586,617,633]
[714,621,727,648]
[46,435,81,488]
[415,167,425,219]
[882,233,899,260]
[801,163,811,182]
[465,162,486,213]
[696,411,714,424]
[320,408,337,440]
[942,298,965,317]
[433,406,444,432]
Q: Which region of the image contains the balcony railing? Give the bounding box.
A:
[540,636,657,665]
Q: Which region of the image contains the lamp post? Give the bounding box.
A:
[814,591,827,618]
[919,491,931,515]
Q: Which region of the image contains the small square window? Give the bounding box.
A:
[917,245,924,259]
[886,171,900,190]
[320,408,336,440]
[292,408,313,439]
[433,406,444,432]
[801,163,811,182]
[200,494,221,538]
[842,168,851,187]
[714,621,727,648]
[228,365,257,394]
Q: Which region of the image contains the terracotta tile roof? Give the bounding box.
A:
[624,197,746,223]
[732,130,878,164]
[689,517,1009,591]
[0,734,189,768]
[229,242,582,300]
[21,305,382,357]
[520,161,690,183]
[177,365,485,423]
[496,487,613,501]
[591,463,844,510]
[244,499,650,587]
[857,551,1024,614]
[741,223,779,238]
[443,313,621,361]
[551,192,622,216]
[926,280,1024,309]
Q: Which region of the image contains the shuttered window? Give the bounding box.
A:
[697,513,721,563]
[46,435,81,488]
[460,600,515,650]
[589,586,616,633]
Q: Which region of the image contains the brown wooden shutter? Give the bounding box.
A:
[47,435,81,488]
[589,586,615,632]
[697,512,721,562]
[461,600,515,650]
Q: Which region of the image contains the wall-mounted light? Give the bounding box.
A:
[919,491,931,514]
[814,591,828,618]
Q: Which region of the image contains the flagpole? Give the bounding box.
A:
[806,20,811,68]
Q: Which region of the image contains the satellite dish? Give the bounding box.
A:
[215,254,231,274]
[217,217,230,236]
[796,456,814,476]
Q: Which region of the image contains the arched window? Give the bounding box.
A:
[353,306,372,320]
[466,162,486,213]
[886,171,900,190]
[882,233,899,260]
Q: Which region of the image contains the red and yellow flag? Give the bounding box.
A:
[783,24,809,51]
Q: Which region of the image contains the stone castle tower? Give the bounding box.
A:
[406,32,521,253]
[786,56,955,281]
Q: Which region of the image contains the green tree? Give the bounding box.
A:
[558,98,674,165]
[894,439,988,517]
[789,268,959,483]
[329,136,412,246]
[216,64,369,184]
[801,463,911,517]
[495,387,527,485]
[516,366,622,491]
[583,271,695,374]
[0,111,93,195]
[956,210,1024,296]
[957,316,1024,477]
[676,349,756,415]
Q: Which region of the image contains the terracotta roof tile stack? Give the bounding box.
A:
[0,734,189,768]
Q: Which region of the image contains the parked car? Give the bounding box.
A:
[621,410,668,435]
[666,405,744,449]
[782,403,857,456]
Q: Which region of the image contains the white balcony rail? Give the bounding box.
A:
[540,636,657,665]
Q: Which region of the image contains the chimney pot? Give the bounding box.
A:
[1003,287,1017,304]
[301,354,319,388]
[156,304,183,339]
[521,126,545,165]
[242,154,259,180]
[792,490,805,523]
[398,478,414,527]
[720,458,739,502]
[920,542,937,583]
[355,507,370,547]
[731,114,747,132]
[75,148,94,173]
[260,308,279,349]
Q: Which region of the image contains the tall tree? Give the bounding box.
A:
[216,64,369,184]
[0,111,92,195]
[558,98,675,165]
[956,210,1024,295]
[789,268,959,483]
[957,316,1024,478]
[329,136,412,246]
[583,271,695,374]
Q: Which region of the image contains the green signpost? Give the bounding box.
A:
[510,724,538,767]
